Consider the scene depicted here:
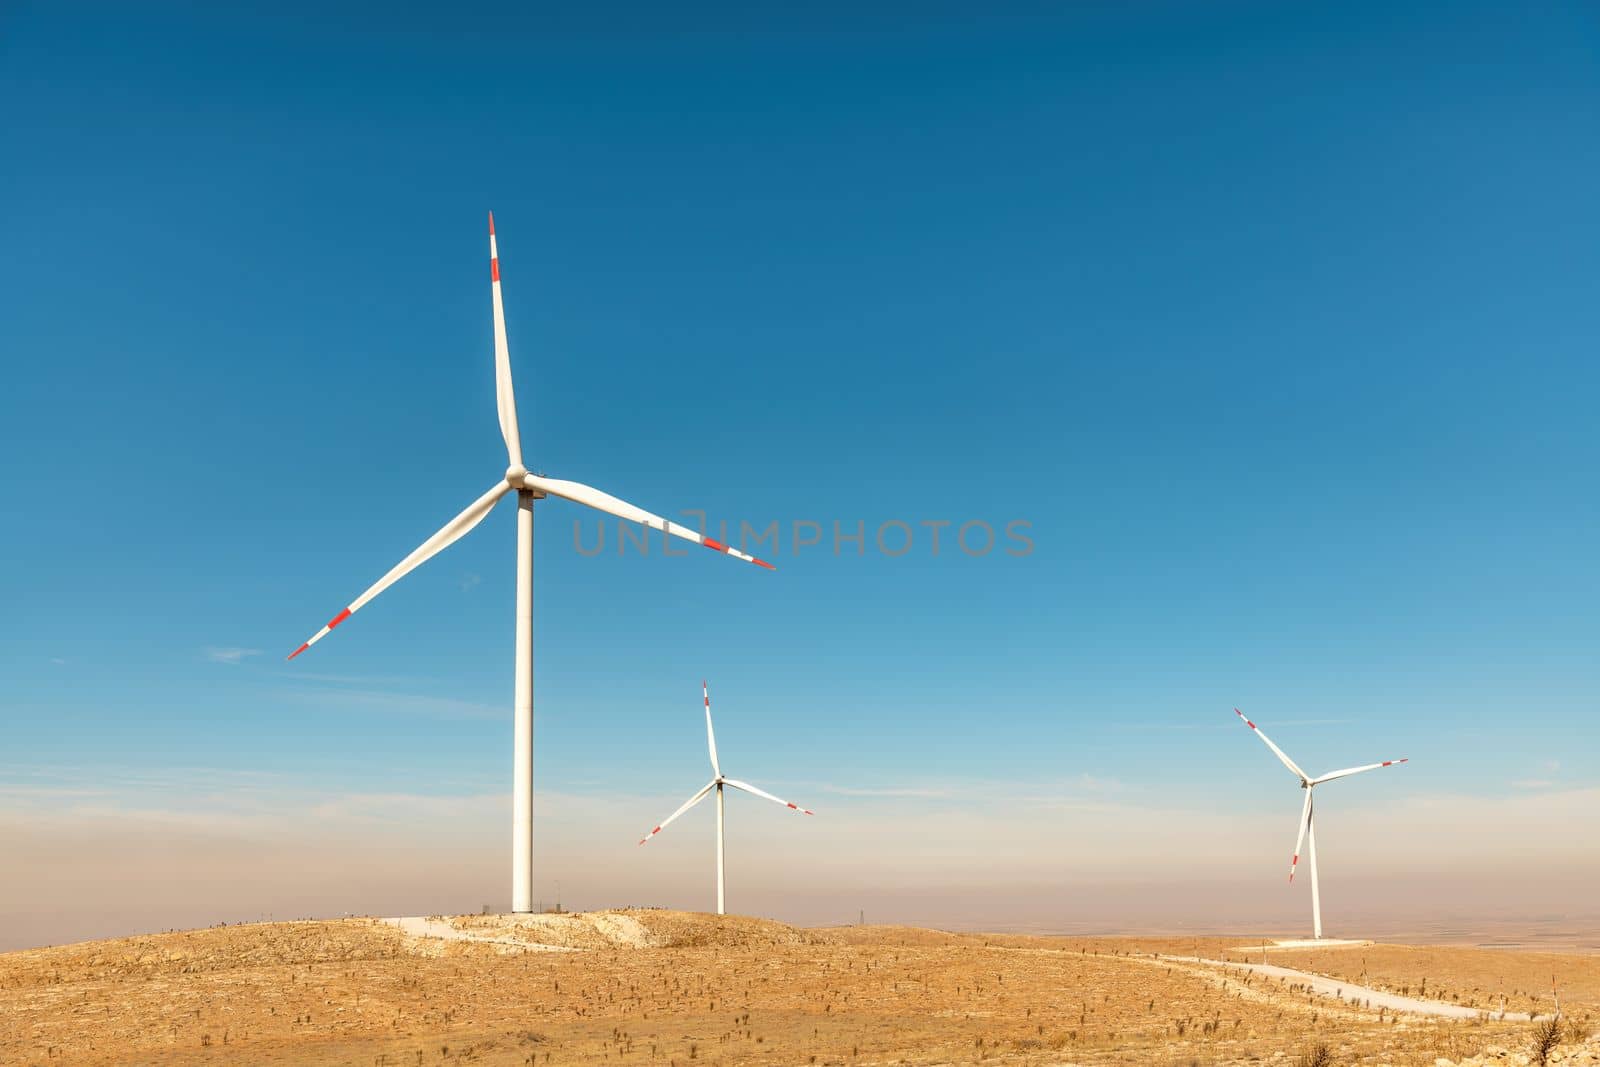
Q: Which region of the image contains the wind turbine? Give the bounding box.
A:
[638,681,813,915]
[287,214,774,914]
[1234,708,1407,940]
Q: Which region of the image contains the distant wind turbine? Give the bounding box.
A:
[288,215,774,914]
[1235,709,1407,940]
[639,682,813,915]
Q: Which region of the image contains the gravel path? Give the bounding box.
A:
[1160,955,1540,1021]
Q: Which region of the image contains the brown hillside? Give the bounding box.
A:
[4,911,1598,1065]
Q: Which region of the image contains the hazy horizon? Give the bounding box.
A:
[6,768,1598,952]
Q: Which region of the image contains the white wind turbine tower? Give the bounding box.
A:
[638,681,814,915]
[1234,708,1407,940]
[288,214,774,914]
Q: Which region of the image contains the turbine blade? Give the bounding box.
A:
[1235,709,1310,782]
[489,211,522,467]
[287,483,509,659]
[1289,789,1312,883]
[526,474,775,570]
[1310,758,1408,786]
[638,780,717,845]
[722,777,813,816]
[703,680,721,777]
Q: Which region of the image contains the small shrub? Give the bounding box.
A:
[1532,1016,1563,1066]
[1296,1042,1333,1067]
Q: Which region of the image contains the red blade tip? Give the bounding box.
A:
[488,211,496,235]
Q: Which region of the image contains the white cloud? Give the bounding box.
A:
[280,685,501,720]
[276,670,432,686]
[819,784,953,798]
[816,775,1124,802]
[205,646,262,665]
[1121,718,1353,732]
[1511,760,1563,789]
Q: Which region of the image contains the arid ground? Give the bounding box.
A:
[4,911,1598,1065]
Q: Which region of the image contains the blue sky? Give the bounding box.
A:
[3,2,1598,944]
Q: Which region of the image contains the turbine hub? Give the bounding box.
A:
[505,464,528,487]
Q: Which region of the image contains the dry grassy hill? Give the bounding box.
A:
[4,911,1599,1065]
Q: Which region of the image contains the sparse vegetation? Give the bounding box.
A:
[1533,1014,1563,1065]
[3,916,1600,1065]
[1296,1041,1333,1067]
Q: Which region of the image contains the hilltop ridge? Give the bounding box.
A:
[5,911,1599,1065]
